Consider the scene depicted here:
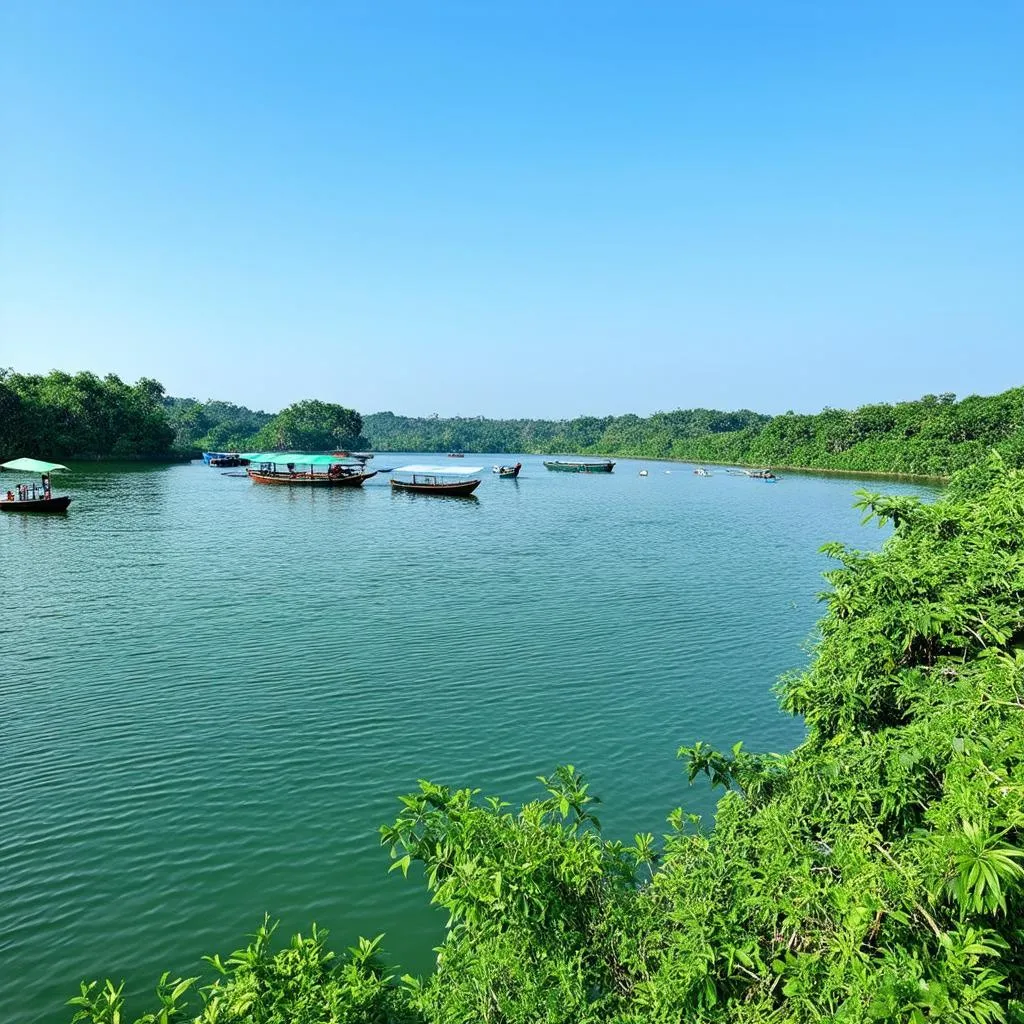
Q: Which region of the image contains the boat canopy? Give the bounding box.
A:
[393,464,485,476]
[240,452,353,466]
[1,458,70,473]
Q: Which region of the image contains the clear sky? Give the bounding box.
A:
[1,1,1021,419]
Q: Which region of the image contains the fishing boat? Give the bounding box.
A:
[543,460,615,473]
[245,453,377,487]
[492,462,522,479]
[390,464,483,496]
[1,458,72,513]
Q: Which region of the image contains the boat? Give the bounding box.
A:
[1,457,72,513]
[543,460,615,473]
[203,451,238,464]
[209,455,249,468]
[332,451,374,465]
[245,453,377,487]
[492,462,522,479]
[747,470,778,480]
[447,453,465,458]
[694,468,712,476]
[390,464,483,496]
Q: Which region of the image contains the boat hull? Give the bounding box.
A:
[495,462,522,479]
[543,461,615,473]
[247,470,377,487]
[390,478,481,496]
[0,495,71,513]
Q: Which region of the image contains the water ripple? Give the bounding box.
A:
[0,456,935,1023]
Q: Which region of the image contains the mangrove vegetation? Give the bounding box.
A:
[4,367,1022,478]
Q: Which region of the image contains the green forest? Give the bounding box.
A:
[4,368,1024,478]
[69,453,1024,1022]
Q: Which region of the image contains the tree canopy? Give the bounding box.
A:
[251,399,368,452]
[0,369,174,459]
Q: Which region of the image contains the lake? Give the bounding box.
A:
[0,456,935,1022]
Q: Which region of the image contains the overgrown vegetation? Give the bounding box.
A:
[362,390,1024,476]
[0,369,175,459]
[69,453,1024,1021]
[6,367,1022,477]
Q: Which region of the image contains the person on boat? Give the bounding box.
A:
[5,490,13,502]
[42,474,51,498]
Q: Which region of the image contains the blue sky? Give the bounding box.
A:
[1,1,1021,418]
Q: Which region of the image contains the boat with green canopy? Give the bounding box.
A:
[243,453,377,488]
[543,460,615,473]
[1,458,72,512]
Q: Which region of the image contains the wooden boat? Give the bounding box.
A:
[543,460,615,473]
[246,453,376,487]
[447,453,465,458]
[248,468,376,487]
[209,456,248,468]
[493,462,522,479]
[1,494,71,513]
[1,457,72,513]
[390,464,483,496]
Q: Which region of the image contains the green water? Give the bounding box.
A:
[1,457,934,1022]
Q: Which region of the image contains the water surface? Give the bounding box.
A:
[0,456,934,1022]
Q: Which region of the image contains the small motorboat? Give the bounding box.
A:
[639,469,649,477]
[694,468,712,477]
[1,457,72,513]
[493,462,522,479]
[209,455,249,468]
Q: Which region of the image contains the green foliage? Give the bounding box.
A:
[67,451,1024,1022]
[162,397,273,453]
[253,399,368,452]
[0,368,175,459]
[361,407,770,458]
[362,389,1024,478]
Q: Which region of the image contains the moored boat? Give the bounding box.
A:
[1,457,72,513]
[209,455,249,468]
[245,453,377,487]
[543,460,615,473]
[390,464,483,496]
[493,462,522,479]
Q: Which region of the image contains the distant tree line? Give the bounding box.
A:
[5,367,1024,478]
[361,407,770,457]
